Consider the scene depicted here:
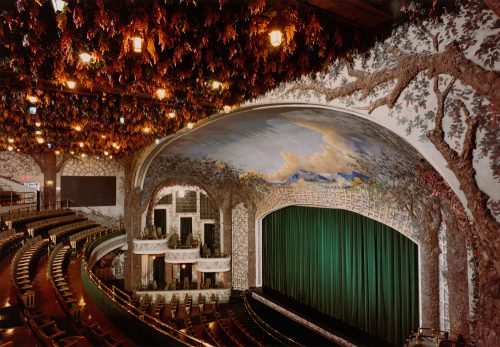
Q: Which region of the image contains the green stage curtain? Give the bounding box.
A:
[262,206,419,345]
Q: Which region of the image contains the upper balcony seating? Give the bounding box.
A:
[48,220,98,244]
[26,214,85,237]
[1,209,73,229]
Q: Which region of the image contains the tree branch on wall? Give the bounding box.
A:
[289,42,498,113]
[288,30,500,274]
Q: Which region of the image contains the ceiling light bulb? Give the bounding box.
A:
[35,122,41,127]
[66,80,76,89]
[7,146,13,151]
[156,88,166,99]
[155,138,160,145]
[119,117,125,124]
[143,127,151,133]
[211,80,222,89]
[104,151,109,156]
[51,0,67,13]
[187,122,194,129]
[112,142,117,148]
[75,125,82,131]
[35,130,42,135]
[55,150,60,155]
[27,95,38,103]
[70,151,74,155]
[29,106,37,114]
[8,138,14,143]
[131,37,143,53]
[81,153,86,158]
[79,52,92,63]
[168,111,176,119]
[36,137,45,144]
[79,142,84,148]
[101,134,107,139]
[109,155,113,159]
[269,29,283,47]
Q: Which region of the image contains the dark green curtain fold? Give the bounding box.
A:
[262,206,419,346]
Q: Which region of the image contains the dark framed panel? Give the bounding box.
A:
[61,176,116,206]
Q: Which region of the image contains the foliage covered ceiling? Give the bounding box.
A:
[0,0,447,156]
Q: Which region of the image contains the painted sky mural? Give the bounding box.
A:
[158,106,422,187]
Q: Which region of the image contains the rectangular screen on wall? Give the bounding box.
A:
[61,176,116,206]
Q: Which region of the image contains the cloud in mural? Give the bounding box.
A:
[267,120,356,182]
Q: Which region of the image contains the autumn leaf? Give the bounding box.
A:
[147,37,157,64]
[73,6,84,29]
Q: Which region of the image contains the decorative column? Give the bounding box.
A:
[37,152,57,206]
[165,263,173,289]
[221,197,232,288]
[247,205,256,288]
[442,201,470,339]
[419,199,442,330]
[123,153,143,291]
[232,202,249,290]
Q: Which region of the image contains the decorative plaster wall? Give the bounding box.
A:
[148,185,218,245]
[61,157,118,176]
[0,151,43,186]
[232,202,249,290]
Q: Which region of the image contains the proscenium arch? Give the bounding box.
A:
[134,102,463,209]
[255,199,424,328]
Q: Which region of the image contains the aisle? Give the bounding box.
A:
[32,254,66,318]
[0,248,41,346]
[0,250,18,307]
[66,253,136,347]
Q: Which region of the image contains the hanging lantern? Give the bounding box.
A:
[269,29,283,47]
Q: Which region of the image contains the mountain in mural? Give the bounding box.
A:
[272,169,368,186]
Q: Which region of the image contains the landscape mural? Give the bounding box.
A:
[158,106,422,188]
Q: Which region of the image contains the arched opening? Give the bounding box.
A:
[262,205,419,345]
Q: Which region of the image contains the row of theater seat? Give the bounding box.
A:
[1,208,73,228]
[68,225,110,249]
[48,220,98,244]
[26,214,86,237]
[23,309,83,347]
[0,228,23,258]
[48,244,79,315]
[11,236,49,304]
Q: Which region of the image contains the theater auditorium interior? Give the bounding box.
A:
[0,0,498,346]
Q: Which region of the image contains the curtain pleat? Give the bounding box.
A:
[262,206,419,346]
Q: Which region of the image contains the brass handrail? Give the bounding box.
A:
[242,291,304,347]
